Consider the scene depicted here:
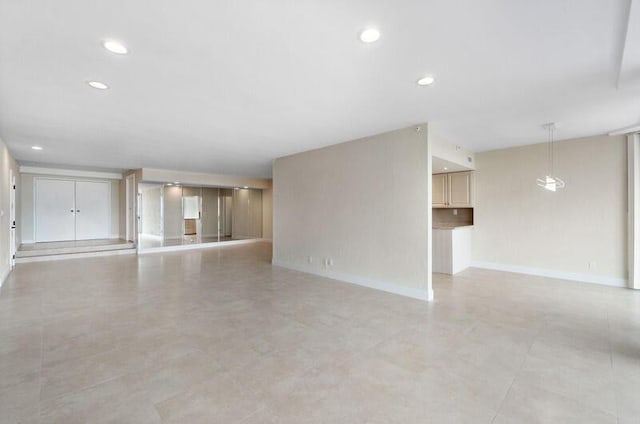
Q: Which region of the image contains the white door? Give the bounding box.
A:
[9,171,16,269]
[75,181,110,240]
[36,179,76,242]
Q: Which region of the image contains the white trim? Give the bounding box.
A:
[16,248,136,264]
[138,238,263,255]
[471,261,627,288]
[21,166,122,180]
[22,239,35,244]
[272,259,432,301]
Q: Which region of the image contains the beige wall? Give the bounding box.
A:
[273,125,431,300]
[163,185,183,239]
[0,137,19,283]
[232,188,262,239]
[202,187,219,237]
[20,174,121,242]
[473,134,627,284]
[262,188,273,240]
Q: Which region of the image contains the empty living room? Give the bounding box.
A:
[1,1,640,423]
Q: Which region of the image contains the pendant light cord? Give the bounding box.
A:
[550,124,554,177]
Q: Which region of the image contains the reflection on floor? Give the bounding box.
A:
[2,242,639,422]
[17,238,135,260]
[138,234,234,249]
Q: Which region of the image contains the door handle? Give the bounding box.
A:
[76,210,80,213]
[70,209,74,213]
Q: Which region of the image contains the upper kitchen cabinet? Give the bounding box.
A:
[432,173,448,207]
[432,171,474,208]
[448,171,473,207]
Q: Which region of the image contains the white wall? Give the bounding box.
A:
[273,125,431,300]
[141,168,271,189]
[140,186,161,236]
[20,174,120,242]
[473,134,627,285]
[0,137,19,284]
[431,135,476,170]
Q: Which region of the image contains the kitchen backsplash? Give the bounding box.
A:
[433,207,473,226]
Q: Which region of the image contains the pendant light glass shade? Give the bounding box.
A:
[536,175,565,192]
[537,123,564,192]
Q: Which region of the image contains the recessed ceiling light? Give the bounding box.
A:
[243,186,249,189]
[31,146,43,151]
[417,76,435,86]
[360,28,380,43]
[87,81,109,90]
[103,39,128,55]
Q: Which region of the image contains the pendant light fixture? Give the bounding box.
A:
[536,123,565,192]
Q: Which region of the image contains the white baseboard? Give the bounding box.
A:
[272,260,432,302]
[471,261,628,288]
[22,239,35,244]
[138,238,262,255]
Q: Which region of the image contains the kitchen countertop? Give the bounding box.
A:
[433,224,474,230]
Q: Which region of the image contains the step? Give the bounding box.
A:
[16,240,136,263]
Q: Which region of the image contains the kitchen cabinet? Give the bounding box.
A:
[432,174,448,207]
[432,171,474,208]
[433,226,472,275]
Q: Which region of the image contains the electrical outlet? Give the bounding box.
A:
[307,256,313,264]
[453,209,458,216]
[328,258,334,266]
[588,261,597,270]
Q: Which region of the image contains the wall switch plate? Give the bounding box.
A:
[307,256,313,264]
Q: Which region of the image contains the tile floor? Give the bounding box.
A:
[138,234,234,249]
[1,241,640,423]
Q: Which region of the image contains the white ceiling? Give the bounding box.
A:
[1,0,639,178]
[432,157,471,174]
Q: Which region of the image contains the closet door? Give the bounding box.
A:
[75,181,110,240]
[36,179,76,242]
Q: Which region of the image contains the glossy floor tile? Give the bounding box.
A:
[1,241,640,423]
